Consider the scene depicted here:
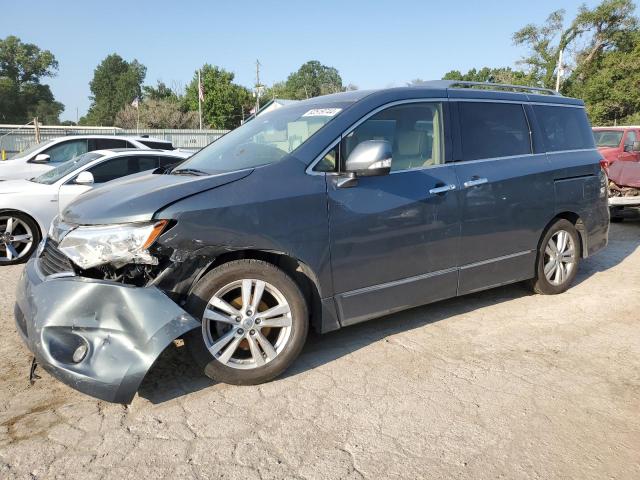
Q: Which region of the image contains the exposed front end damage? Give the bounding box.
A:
[607,161,640,218]
[14,257,200,403]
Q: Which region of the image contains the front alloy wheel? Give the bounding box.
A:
[202,279,293,369]
[185,259,308,385]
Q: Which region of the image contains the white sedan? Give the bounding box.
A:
[0,135,175,180]
[0,149,189,264]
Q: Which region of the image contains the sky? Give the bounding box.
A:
[3,0,602,122]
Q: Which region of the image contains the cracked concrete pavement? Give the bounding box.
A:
[0,221,639,479]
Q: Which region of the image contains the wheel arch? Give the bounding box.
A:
[191,249,325,333]
[543,211,587,258]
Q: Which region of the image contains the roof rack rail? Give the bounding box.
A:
[417,80,561,96]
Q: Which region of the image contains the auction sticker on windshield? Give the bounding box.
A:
[302,108,342,117]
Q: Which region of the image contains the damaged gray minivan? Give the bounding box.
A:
[15,82,609,403]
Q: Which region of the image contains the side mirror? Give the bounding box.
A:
[344,140,392,177]
[33,153,50,163]
[633,140,640,152]
[74,171,94,185]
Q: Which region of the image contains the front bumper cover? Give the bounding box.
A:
[15,258,200,403]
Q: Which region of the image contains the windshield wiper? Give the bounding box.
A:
[171,168,209,176]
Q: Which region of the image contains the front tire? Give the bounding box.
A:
[184,259,308,385]
[0,212,40,265]
[529,219,580,295]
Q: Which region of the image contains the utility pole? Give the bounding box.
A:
[555,48,564,93]
[254,59,264,114]
[198,69,203,130]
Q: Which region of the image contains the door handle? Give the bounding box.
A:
[429,184,456,195]
[463,177,488,188]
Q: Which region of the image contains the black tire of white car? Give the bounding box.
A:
[530,219,581,295]
[0,211,40,265]
[184,259,309,385]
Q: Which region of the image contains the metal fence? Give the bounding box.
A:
[0,125,229,155]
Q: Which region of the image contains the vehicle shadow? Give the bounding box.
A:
[138,221,640,404]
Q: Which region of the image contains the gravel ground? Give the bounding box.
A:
[0,221,639,480]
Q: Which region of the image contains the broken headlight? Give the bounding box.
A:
[57,220,168,269]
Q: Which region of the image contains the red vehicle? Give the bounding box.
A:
[593,126,640,168]
[595,127,640,221]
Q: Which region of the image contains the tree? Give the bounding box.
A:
[566,31,640,125]
[115,98,198,129]
[143,81,177,101]
[184,65,252,129]
[83,54,146,126]
[512,10,579,89]
[442,67,536,85]
[513,0,637,91]
[0,35,63,123]
[267,61,344,100]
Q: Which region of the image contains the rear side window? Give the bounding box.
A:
[533,106,595,152]
[139,140,174,150]
[458,102,531,161]
[88,155,159,183]
[89,138,129,150]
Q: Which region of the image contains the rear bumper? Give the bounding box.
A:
[608,196,640,207]
[14,258,200,404]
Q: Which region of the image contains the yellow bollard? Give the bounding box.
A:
[1,150,5,161]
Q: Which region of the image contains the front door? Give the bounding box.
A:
[327,101,460,326]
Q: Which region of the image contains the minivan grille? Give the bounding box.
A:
[38,240,74,276]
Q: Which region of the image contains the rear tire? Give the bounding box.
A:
[529,219,580,295]
[184,259,308,385]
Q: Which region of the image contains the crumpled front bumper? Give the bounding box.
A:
[14,258,200,404]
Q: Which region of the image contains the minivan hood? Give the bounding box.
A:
[62,169,253,225]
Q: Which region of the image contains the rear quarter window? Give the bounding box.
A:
[533,105,595,152]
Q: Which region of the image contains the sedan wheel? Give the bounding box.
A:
[0,214,38,264]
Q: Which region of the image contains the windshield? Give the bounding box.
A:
[8,139,56,160]
[32,152,104,184]
[593,130,624,148]
[174,102,350,174]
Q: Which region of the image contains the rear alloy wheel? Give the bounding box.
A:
[0,213,39,265]
[530,219,580,295]
[185,259,308,385]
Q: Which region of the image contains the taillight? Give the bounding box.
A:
[599,167,608,197]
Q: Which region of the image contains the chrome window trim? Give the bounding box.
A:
[546,148,598,154]
[305,98,448,175]
[452,153,542,165]
[529,102,585,109]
